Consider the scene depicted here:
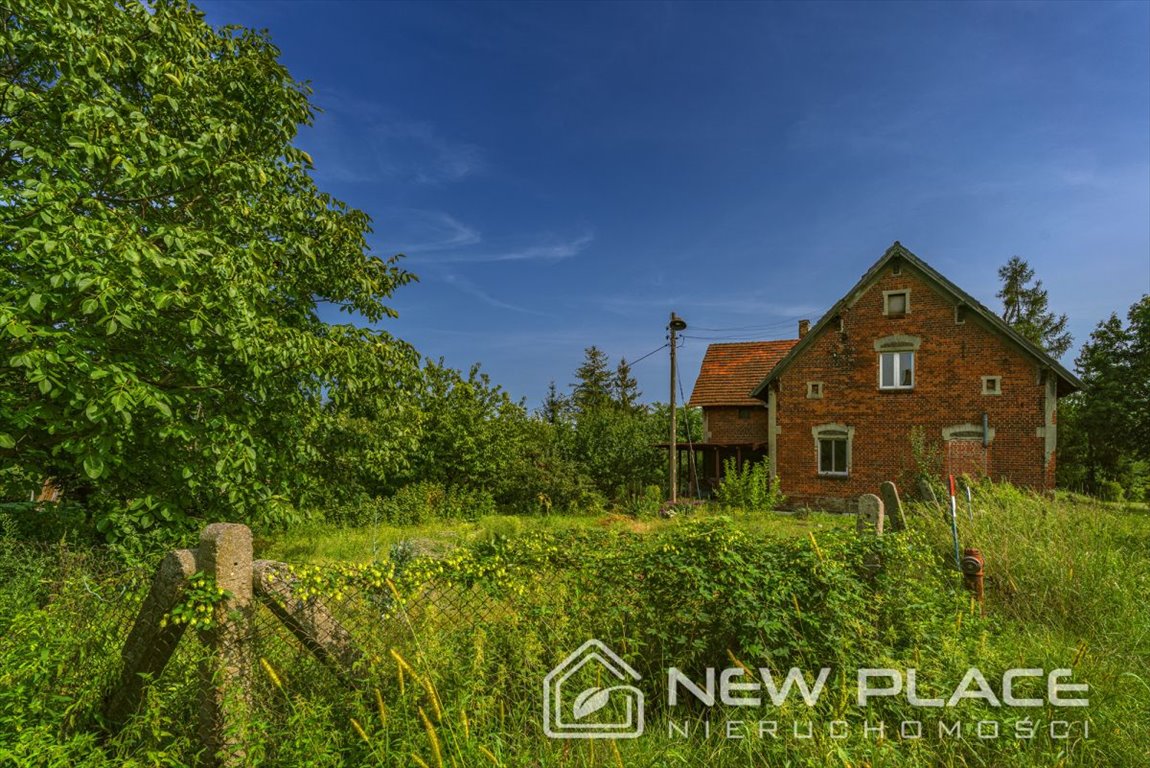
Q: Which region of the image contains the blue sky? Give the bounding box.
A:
[203,1,1149,408]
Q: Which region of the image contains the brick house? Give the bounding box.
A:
[686,340,796,492]
[687,242,1081,509]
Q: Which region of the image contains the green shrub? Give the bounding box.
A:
[381,482,498,525]
[620,484,663,517]
[1098,479,1126,502]
[714,458,784,511]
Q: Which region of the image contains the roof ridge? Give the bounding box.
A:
[704,339,797,347]
[748,242,1082,399]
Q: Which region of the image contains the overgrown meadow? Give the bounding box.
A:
[1,484,1146,767]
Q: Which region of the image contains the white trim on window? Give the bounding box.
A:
[981,376,1002,395]
[879,350,915,389]
[812,423,854,477]
[806,381,824,399]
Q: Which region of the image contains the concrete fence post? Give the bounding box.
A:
[101,522,371,764]
[197,523,254,767]
[102,548,198,730]
[253,560,364,679]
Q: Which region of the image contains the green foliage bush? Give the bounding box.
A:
[620,484,664,517]
[714,458,784,511]
[334,482,498,526]
[1097,479,1126,503]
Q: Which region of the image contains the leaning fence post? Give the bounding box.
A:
[857,494,885,576]
[102,548,198,731]
[253,560,364,680]
[197,523,254,767]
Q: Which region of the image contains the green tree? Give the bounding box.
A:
[405,360,528,495]
[1125,295,1150,458]
[565,404,663,501]
[612,357,641,412]
[1054,394,1089,491]
[571,346,612,414]
[1066,295,1150,498]
[0,1,418,537]
[538,380,571,425]
[997,256,1072,357]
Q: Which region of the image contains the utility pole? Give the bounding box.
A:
[668,312,687,502]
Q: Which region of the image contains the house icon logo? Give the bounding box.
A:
[543,639,644,739]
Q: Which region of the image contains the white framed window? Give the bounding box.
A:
[880,351,915,389]
[820,437,847,475]
[883,289,910,317]
[981,376,1002,395]
[813,424,853,477]
[874,335,920,390]
[806,381,824,399]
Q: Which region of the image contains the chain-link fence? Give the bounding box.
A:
[0,534,617,763]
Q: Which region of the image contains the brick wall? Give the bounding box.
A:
[774,263,1053,509]
[704,405,769,445]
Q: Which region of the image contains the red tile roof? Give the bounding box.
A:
[688,340,799,407]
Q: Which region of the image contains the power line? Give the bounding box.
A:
[626,342,669,366]
[688,315,809,333]
[682,333,793,342]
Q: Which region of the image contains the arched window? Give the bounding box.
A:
[812,423,854,477]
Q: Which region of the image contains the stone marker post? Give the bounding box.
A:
[880,481,907,532]
[198,523,254,767]
[856,494,885,536]
[917,477,939,505]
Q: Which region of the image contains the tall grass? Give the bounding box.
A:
[0,485,1146,766]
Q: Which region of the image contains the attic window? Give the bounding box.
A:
[982,376,1002,395]
[955,304,967,325]
[807,381,824,399]
[884,290,909,317]
[892,261,902,276]
[737,407,751,419]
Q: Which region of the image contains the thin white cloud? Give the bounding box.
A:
[367,119,484,185]
[590,292,821,320]
[440,272,548,316]
[374,209,481,255]
[302,93,484,186]
[415,231,595,264]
